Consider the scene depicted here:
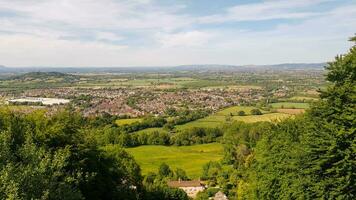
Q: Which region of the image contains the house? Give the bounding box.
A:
[213,191,228,200]
[167,180,205,198]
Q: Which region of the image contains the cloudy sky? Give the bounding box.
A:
[0,0,355,67]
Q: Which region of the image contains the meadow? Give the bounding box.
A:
[115,118,142,126]
[270,102,310,109]
[175,106,291,130]
[125,143,223,178]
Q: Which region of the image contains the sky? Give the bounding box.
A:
[0,0,355,67]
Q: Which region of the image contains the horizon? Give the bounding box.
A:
[0,0,355,67]
[0,62,326,69]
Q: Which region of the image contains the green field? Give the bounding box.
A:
[270,102,310,109]
[132,127,167,135]
[115,118,142,126]
[215,106,268,115]
[232,113,291,123]
[175,106,290,130]
[125,143,223,178]
[289,96,319,101]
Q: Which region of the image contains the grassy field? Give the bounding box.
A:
[132,127,167,135]
[125,143,223,178]
[115,118,142,126]
[175,106,289,130]
[289,96,319,101]
[216,106,268,115]
[232,113,291,123]
[270,102,310,109]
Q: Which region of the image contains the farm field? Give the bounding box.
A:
[288,96,319,101]
[115,118,142,126]
[132,127,167,135]
[232,113,291,123]
[277,109,305,115]
[125,143,224,178]
[215,106,268,115]
[175,106,290,130]
[270,102,310,109]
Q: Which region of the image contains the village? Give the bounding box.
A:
[1,85,277,118]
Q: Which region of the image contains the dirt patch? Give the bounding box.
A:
[277,109,305,115]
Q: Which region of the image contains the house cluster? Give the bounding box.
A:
[3,86,265,117]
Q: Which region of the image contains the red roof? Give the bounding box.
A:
[167,180,203,188]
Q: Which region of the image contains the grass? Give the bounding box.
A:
[216,106,268,116]
[232,113,291,123]
[115,118,142,126]
[175,106,287,130]
[270,102,310,109]
[125,143,223,178]
[289,96,319,101]
[132,127,167,135]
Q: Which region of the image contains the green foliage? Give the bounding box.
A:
[173,168,189,181]
[234,37,356,199]
[159,163,173,178]
[142,165,189,200]
[171,127,223,146]
[250,109,262,115]
[237,110,246,116]
[0,109,151,200]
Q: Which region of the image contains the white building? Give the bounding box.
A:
[8,97,70,106]
[168,180,205,198]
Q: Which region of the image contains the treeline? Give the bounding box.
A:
[89,108,209,133]
[90,126,223,147]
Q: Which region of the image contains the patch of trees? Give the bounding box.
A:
[119,117,167,133]
[164,109,210,129]
[142,163,190,200]
[91,126,223,147]
[0,109,189,199]
[170,127,223,146]
[250,108,262,115]
[0,110,143,199]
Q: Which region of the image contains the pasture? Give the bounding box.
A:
[232,113,291,123]
[115,118,142,126]
[270,102,310,109]
[175,106,290,130]
[125,143,223,178]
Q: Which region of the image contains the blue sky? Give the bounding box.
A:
[0,0,355,67]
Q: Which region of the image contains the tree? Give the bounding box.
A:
[174,168,189,181]
[237,111,246,116]
[243,36,356,199]
[0,109,143,200]
[158,163,173,178]
[301,35,356,199]
[250,109,262,115]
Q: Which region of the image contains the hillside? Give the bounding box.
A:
[8,72,80,83]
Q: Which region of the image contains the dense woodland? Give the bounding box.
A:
[0,37,354,199]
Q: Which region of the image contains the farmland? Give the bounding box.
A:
[115,118,142,126]
[125,143,224,178]
[270,102,310,109]
[175,106,291,130]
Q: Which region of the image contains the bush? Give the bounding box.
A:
[250,109,262,115]
[237,110,246,116]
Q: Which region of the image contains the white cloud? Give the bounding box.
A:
[199,0,329,23]
[0,0,354,66]
[157,31,215,47]
[96,32,124,41]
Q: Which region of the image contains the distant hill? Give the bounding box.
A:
[9,72,80,82]
[0,63,326,74]
[174,63,326,72]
